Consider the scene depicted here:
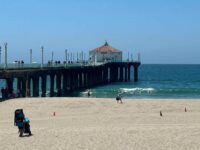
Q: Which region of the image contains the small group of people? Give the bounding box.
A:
[86,89,122,104]
[1,87,22,100]
[47,60,62,65]
[14,60,24,64]
[1,87,13,99]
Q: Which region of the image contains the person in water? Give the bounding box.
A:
[87,89,91,97]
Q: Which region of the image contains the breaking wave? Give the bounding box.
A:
[120,88,156,94]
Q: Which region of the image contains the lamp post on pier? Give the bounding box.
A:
[138,52,141,62]
[30,49,32,64]
[51,51,54,62]
[4,42,8,68]
[0,46,1,64]
[127,52,129,62]
[131,54,133,61]
[73,52,75,62]
[65,49,67,64]
[70,52,72,62]
[81,51,83,63]
[77,51,79,62]
[84,53,86,63]
[41,46,44,67]
[67,53,69,63]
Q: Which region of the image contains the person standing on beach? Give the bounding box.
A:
[1,88,5,99]
[87,89,91,97]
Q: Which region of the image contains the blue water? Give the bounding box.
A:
[1,64,200,99]
[80,64,200,99]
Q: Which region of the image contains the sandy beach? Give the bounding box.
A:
[1,97,200,150]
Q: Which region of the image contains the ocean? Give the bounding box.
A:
[79,64,200,99]
[1,64,200,99]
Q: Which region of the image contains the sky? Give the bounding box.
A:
[0,0,200,64]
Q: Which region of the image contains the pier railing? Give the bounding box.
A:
[0,60,140,70]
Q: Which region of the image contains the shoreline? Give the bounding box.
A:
[2,96,200,101]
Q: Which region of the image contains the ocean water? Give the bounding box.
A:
[80,64,200,99]
[1,64,200,99]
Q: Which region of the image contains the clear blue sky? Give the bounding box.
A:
[0,0,200,64]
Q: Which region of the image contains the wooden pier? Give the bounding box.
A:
[0,62,140,97]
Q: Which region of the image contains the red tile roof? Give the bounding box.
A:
[90,42,121,53]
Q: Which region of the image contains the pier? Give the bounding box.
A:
[0,62,140,97]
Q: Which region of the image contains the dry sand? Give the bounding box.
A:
[1,97,200,150]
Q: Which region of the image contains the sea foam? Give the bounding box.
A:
[120,88,155,94]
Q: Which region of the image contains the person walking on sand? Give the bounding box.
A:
[116,94,123,104]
